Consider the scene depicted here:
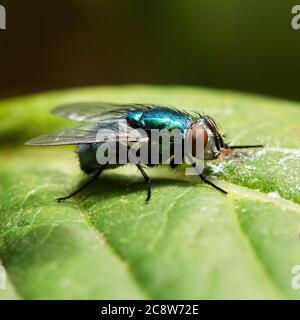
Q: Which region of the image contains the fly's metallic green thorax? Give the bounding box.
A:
[125,106,194,132]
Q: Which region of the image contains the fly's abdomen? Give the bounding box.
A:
[78,143,122,173]
[78,144,101,174]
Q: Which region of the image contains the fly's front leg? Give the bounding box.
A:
[199,173,227,194]
[191,161,227,195]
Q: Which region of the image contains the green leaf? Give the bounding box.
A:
[0,85,299,299]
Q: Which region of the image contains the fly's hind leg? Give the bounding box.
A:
[136,163,152,202]
[57,165,107,203]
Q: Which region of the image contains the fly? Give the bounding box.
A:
[25,103,263,201]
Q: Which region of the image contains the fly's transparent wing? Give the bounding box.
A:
[26,125,101,146]
[51,102,150,123]
[25,119,149,146]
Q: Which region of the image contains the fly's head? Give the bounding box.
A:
[188,115,228,160]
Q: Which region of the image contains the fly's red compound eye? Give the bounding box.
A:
[187,123,208,156]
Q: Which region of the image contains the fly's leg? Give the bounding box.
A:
[199,173,227,194]
[56,165,106,202]
[227,145,263,149]
[169,156,179,169]
[136,163,152,202]
[191,162,228,195]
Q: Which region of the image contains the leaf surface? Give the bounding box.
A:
[0,86,299,299]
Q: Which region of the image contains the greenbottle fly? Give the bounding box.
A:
[26,103,263,201]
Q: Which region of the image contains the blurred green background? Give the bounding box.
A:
[0,0,299,100]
